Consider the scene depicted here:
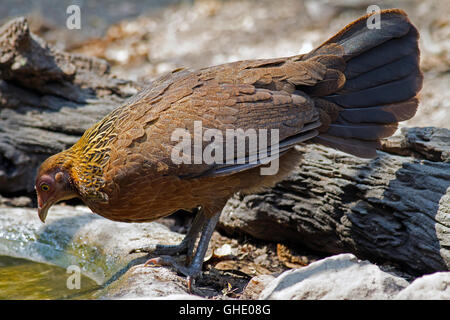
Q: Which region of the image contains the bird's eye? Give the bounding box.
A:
[41,184,50,192]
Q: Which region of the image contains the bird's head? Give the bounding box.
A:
[35,154,78,223]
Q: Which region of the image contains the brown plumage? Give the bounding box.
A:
[35,9,423,285]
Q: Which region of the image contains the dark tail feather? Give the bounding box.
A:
[314,135,381,158]
[339,98,418,123]
[304,9,423,158]
[327,70,422,107]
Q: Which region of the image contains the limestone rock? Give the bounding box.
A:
[259,254,409,300]
[395,272,450,300]
[242,274,276,300]
[96,265,190,299]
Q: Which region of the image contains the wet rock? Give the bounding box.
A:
[0,205,184,286]
[96,265,190,299]
[259,254,409,300]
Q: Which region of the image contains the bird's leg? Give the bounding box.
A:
[130,207,206,257]
[145,211,221,290]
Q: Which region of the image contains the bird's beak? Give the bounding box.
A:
[37,197,53,223]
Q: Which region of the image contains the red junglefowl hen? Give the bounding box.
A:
[35,9,423,288]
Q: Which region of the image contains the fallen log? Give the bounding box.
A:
[0,17,140,194]
[219,127,450,275]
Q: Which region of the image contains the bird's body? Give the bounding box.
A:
[50,60,324,221]
[36,9,423,286]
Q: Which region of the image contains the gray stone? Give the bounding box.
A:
[259,254,409,300]
[395,272,450,300]
[242,274,276,300]
[97,265,191,299]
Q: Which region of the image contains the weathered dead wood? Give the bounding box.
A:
[0,17,141,193]
[219,127,450,275]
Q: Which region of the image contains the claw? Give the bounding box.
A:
[144,257,161,267]
[187,276,194,293]
[144,256,174,267]
[144,255,202,286]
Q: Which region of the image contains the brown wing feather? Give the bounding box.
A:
[102,63,321,187]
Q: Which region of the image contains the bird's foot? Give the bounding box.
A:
[144,255,202,292]
[136,210,220,292]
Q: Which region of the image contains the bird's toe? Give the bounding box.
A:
[130,242,188,255]
[144,254,202,290]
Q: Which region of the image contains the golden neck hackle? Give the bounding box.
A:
[64,108,121,203]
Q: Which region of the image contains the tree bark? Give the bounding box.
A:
[0,17,141,194]
[219,127,450,275]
